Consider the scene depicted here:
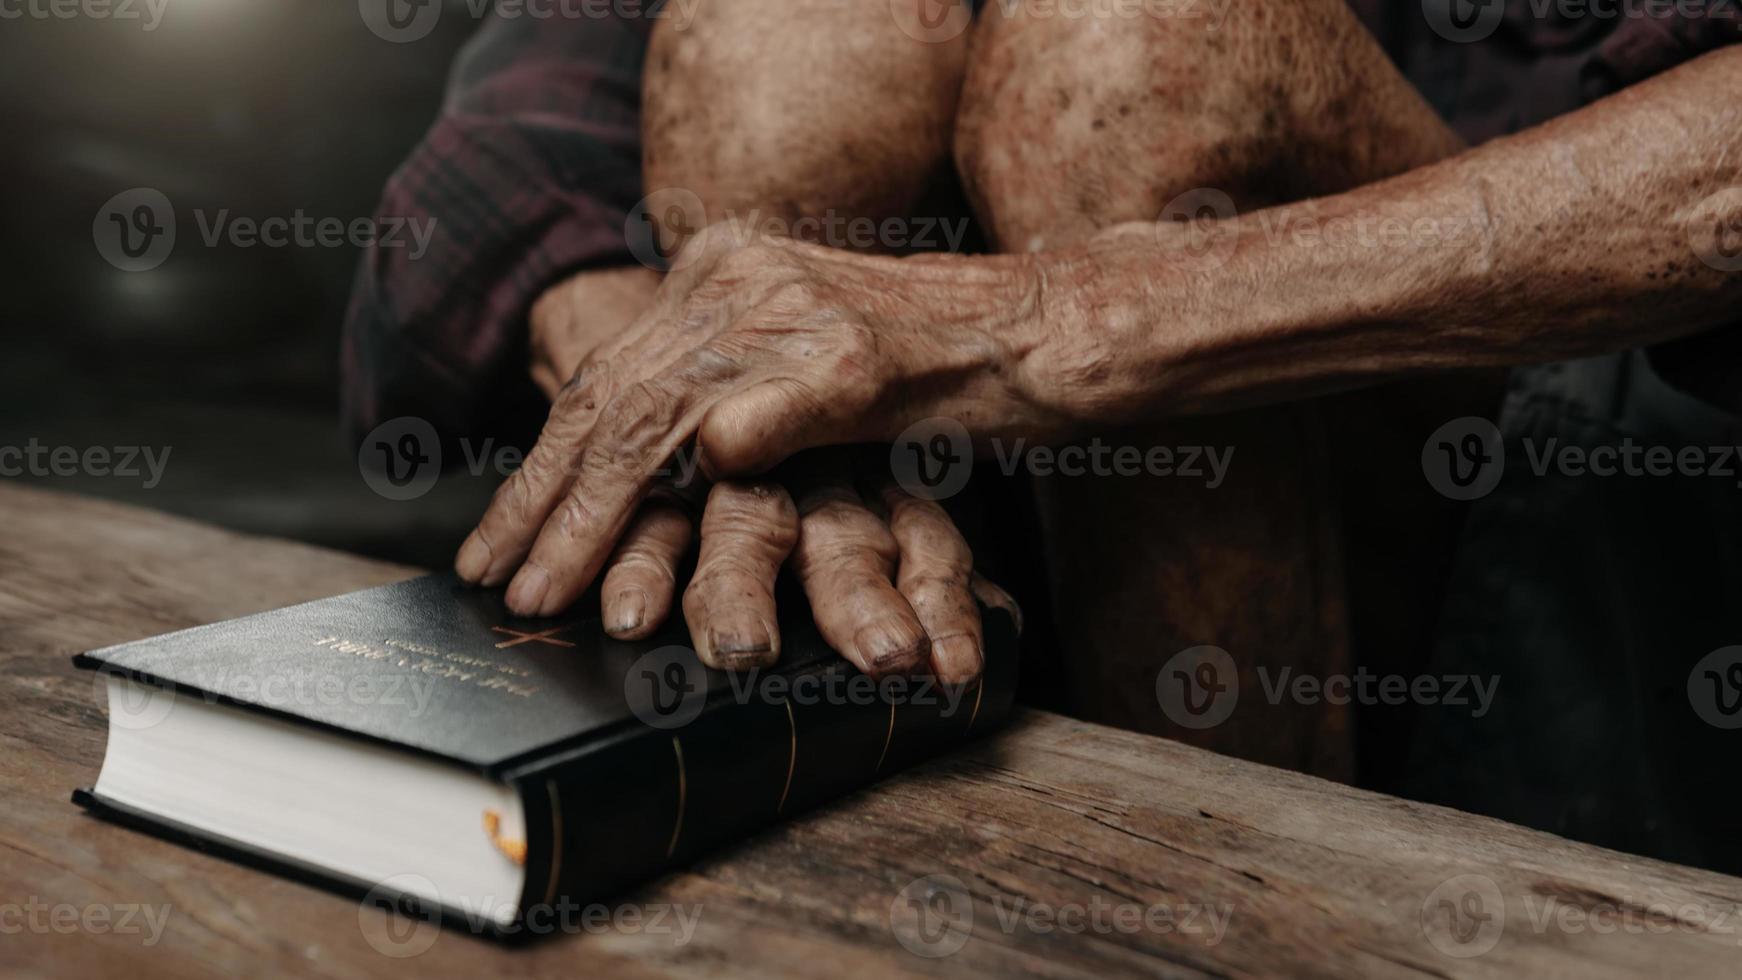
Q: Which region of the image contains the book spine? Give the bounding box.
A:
[511,615,1019,915]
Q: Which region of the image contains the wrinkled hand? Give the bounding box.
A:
[527,265,663,401]
[589,450,1013,683]
[456,226,1048,627]
[477,257,1023,682]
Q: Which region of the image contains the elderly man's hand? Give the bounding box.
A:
[456,225,1060,628]
[589,450,1012,683]
[473,256,1024,682]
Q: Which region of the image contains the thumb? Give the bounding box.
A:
[696,377,878,480]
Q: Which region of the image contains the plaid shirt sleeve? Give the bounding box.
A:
[341,11,652,445]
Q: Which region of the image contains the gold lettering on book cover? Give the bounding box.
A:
[308,635,540,697]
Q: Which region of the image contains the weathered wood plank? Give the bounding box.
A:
[3,483,1740,978]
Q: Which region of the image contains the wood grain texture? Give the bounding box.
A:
[3,483,1740,978]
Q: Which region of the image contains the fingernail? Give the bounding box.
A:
[479,556,515,588]
[506,564,551,615]
[930,634,984,685]
[705,612,776,668]
[855,622,928,675]
[607,588,649,635]
[455,531,493,583]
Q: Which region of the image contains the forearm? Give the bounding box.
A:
[1027,47,1742,421]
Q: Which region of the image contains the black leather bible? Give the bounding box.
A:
[73,573,1018,940]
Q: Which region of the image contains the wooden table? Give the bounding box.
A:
[4,483,1741,978]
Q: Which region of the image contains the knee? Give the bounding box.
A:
[643,0,968,240]
[952,0,1416,251]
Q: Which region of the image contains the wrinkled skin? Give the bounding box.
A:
[953,0,1473,776]
[458,226,1039,677]
[464,0,1742,763]
[528,266,663,402]
[470,0,1019,683]
[517,256,1014,678]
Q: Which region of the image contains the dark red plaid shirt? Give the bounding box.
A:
[342,2,1738,442]
[341,11,652,443]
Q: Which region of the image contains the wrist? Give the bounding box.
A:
[1005,224,1207,432]
[1013,193,1442,424]
[880,251,1066,443]
[529,265,663,381]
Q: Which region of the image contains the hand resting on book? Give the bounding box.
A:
[457,262,1015,684]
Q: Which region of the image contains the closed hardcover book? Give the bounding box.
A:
[72,573,1018,939]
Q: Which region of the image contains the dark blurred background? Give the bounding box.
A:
[0,1,494,568]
